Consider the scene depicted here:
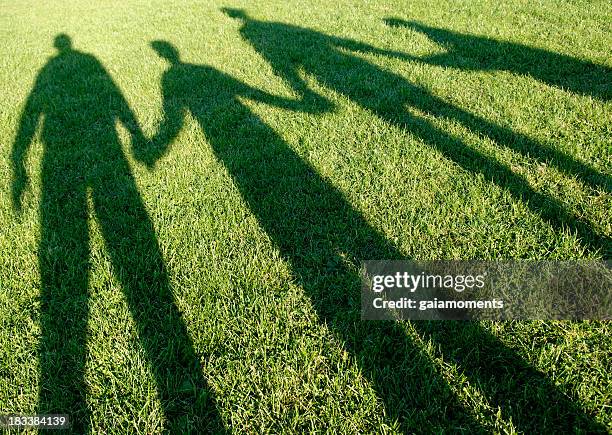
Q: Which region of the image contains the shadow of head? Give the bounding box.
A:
[54,33,73,53]
[151,40,180,64]
[221,7,248,20]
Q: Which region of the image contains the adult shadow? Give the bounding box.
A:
[11,34,224,433]
[148,40,486,432]
[148,37,607,432]
[222,9,612,229]
[383,18,612,102]
[391,18,612,196]
[219,9,610,431]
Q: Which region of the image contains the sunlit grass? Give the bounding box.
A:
[0,0,610,432]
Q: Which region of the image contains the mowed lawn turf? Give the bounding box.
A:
[0,0,610,432]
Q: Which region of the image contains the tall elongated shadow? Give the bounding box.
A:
[148,39,607,432]
[218,10,610,432]
[383,18,612,102]
[11,35,223,433]
[148,41,487,432]
[222,9,611,244]
[380,19,611,194]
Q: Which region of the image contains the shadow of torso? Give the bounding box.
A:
[36,50,132,187]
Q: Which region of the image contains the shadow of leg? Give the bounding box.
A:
[197,106,486,432]
[382,109,610,432]
[91,159,225,433]
[375,97,610,255]
[199,96,607,431]
[37,169,90,433]
[414,321,608,433]
[403,85,612,194]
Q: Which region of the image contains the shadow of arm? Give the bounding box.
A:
[11,90,41,213]
[114,91,155,168]
[245,85,333,114]
[333,34,419,63]
[383,17,612,100]
[142,93,185,168]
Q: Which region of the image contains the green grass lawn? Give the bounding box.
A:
[0,0,610,432]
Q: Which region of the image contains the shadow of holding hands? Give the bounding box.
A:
[383,18,612,196]
[383,18,612,102]
[11,34,224,433]
[214,10,609,432]
[10,14,609,432]
[146,8,609,429]
[146,40,486,432]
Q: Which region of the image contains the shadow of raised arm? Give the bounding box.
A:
[384,17,612,101]
[241,83,334,114]
[145,39,334,167]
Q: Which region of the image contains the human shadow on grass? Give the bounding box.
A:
[381,19,611,194]
[224,9,612,214]
[147,40,487,433]
[392,19,612,195]
[218,10,609,432]
[11,34,224,433]
[383,18,612,102]
[147,34,607,432]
